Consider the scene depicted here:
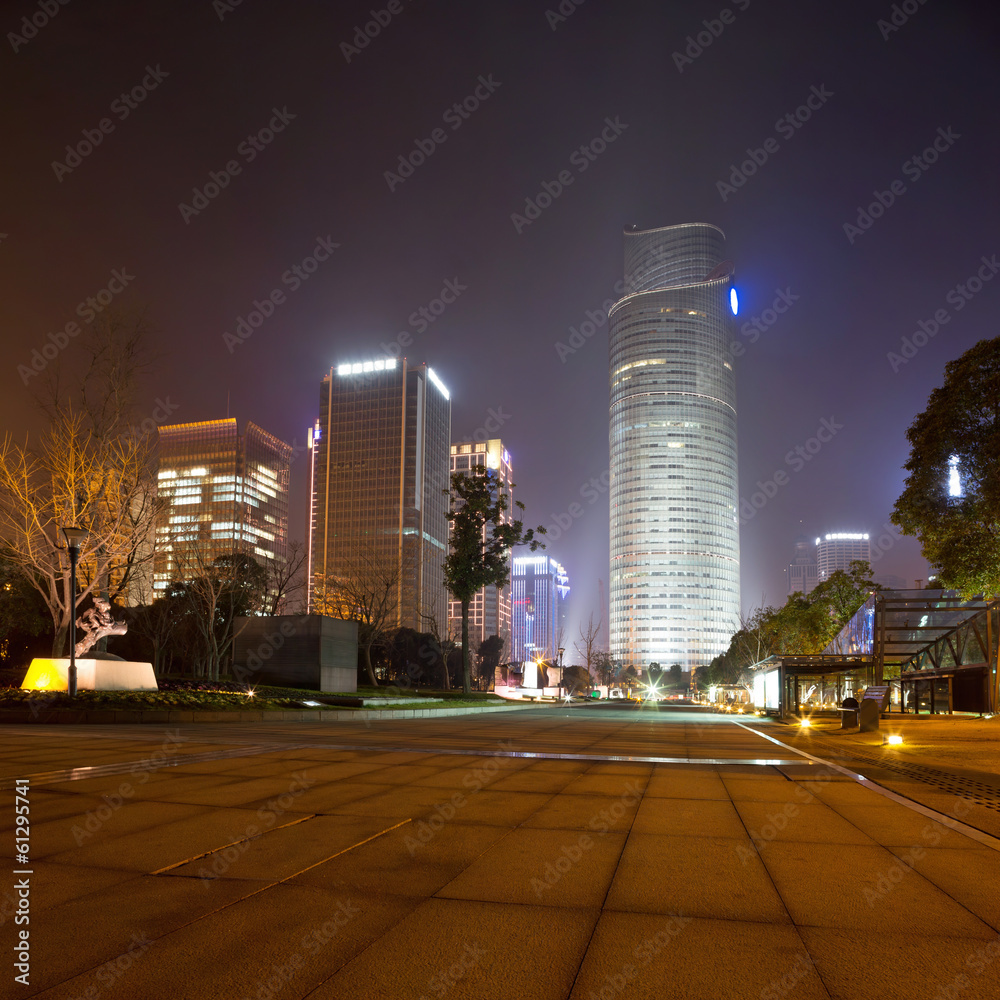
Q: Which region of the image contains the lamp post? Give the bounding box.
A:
[62,527,89,698]
[558,646,565,699]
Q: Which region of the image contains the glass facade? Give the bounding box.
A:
[154,419,291,593]
[308,359,451,631]
[447,439,514,651]
[609,223,740,670]
[510,555,570,663]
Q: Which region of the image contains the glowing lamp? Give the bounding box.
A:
[729,288,739,315]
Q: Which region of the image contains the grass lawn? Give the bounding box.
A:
[0,681,507,713]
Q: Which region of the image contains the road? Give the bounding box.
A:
[2,706,999,999]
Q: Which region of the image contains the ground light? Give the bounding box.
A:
[799,718,812,728]
[884,734,903,746]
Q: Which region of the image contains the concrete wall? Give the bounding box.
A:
[232,615,358,693]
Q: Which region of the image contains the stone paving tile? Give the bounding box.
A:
[894,846,1000,931]
[721,775,811,802]
[163,814,403,883]
[569,912,828,1000]
[830,802,990,850]
[631,795,747,839]
[643,771,730,800]
[25,801,209,860]
[521,791,639,833]
[562,772,650,796]
[437,827,627,908]
[310,897,598,1000]
[734,801,877,846]
[16,870,261,996]
[44,805,311,872]
[800,926,1000,1000]
[606,832,791,924]
[759,841,999,936]
[290,819,510,898]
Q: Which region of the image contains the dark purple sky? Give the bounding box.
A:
[2,0,996,648]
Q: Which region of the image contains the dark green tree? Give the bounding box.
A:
[891,336,1000,597]
[443,469,545,694]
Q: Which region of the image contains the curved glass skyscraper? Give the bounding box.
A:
[609,223,740,671]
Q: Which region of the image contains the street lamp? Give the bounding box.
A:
[558,646,565,699]
[62,526,89,698]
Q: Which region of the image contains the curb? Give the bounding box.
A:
[0,702,542,726]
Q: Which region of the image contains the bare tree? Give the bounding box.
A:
[172,548,266,680]
[262,539,308,616]
[313,550,401,687]
[0,408,156,655]
[574,613,602,679]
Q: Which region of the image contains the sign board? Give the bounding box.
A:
[861,685,890,710]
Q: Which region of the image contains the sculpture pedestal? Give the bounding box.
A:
[21,658,158,692]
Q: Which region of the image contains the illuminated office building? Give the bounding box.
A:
[307,358,451,631]
[787,536,819,597]
[608,223,740,671]
[154,419,291,594]
[815,532,871,582]
[510,555,569,662]
[447,439,514,651]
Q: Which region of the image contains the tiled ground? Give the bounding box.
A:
[1,709,999,999]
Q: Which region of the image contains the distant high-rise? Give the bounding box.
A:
[608,223,740,671]
[154,419,291,595]
[511,555,569,663]
[815,532,870,582]
[447,439,514,652]
[787,536,818,597]
[307,358,451,631]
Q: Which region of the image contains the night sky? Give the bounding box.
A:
[3,0,997,650]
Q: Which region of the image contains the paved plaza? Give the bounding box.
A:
[3,707,1000,999]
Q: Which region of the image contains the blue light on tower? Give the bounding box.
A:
[729,288,739,315]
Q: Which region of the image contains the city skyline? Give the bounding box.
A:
[5,0,989,649]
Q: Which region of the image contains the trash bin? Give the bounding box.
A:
[840,696,859,729]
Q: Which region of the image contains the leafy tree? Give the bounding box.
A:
[477,634,505,689]
[810,560,879,625]
[892,336,1000,597]
[562,664,593,694]
[668,663,682,685]
[443,468,544,694]
[0,558,51,669]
